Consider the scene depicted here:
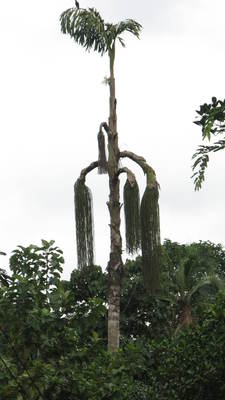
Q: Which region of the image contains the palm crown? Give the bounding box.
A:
[60,7,142,57]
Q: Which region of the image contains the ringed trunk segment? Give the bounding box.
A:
[107,166,123,351]
[107,59,121,260]
[107,252,122,352]
[107,199,123,352]
[109,44,117,133]
[108,48,118,143]
[108,281,120,351]
[107,49,123,351]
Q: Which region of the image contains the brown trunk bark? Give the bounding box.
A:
[107,49,123,352]
[107,252,122,351]
[180,304,194,327]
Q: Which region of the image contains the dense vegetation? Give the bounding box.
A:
[0,239,224,399]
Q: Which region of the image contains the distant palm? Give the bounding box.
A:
[175,262,223,328]
[162,241,225,329]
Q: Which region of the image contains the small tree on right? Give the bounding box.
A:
[192,97,225,190]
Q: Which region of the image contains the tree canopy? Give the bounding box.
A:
[60,7,142,56]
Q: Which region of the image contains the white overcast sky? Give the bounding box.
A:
[1,0,225,279]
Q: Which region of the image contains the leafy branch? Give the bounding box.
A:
[192,97,225,190]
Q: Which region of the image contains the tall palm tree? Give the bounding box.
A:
[60,5,161,351]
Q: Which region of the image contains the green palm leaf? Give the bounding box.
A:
[60,8,142,55]
[115,20,142,38]
[188,274,224,303]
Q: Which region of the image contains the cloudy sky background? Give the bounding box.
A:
[1,0,225,278]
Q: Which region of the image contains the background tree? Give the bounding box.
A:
[60,5,161,351]
[0,251,11,287]
[192,97,225,190]
[162,240,224,329]
[65,240,225,342]
[0,241,69,399]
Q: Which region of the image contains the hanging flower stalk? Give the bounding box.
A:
[98,124,108,174]
[140,177,161,293]
[60,5,161,351]
[122,169,141,254]
[74,178,94,268]
[120,152,161,293]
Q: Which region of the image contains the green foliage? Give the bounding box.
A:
[60,7,142,55]
[0,241,69,399]
[74,178,94,268]
[194,97,225,140]
[68,265,108,341]
[123,179,141,254]
[0,241,109,399]
[0,251,11,287]
[140,183,161,293]
[192,97,225,189]
[56,293,225,400]
[120,257,174,341]
[162,239,225,328]
[66,239,225,342]
[1,240,225,399]
[146,292,225,400]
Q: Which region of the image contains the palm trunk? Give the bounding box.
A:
[180,304,194,327]
[107,46,123,352]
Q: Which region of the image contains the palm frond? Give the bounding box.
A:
[74,178,94,268]
[115,20,142,39]
[187,274,224,303]
[60,8,108,55]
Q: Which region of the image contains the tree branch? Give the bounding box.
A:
[117,167,136,186]
[101,121,112,138]
[79,161,99,181]
[192,139,225,190]
[119,150,157,186]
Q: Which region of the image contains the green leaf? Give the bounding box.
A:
[60,7,141,55]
